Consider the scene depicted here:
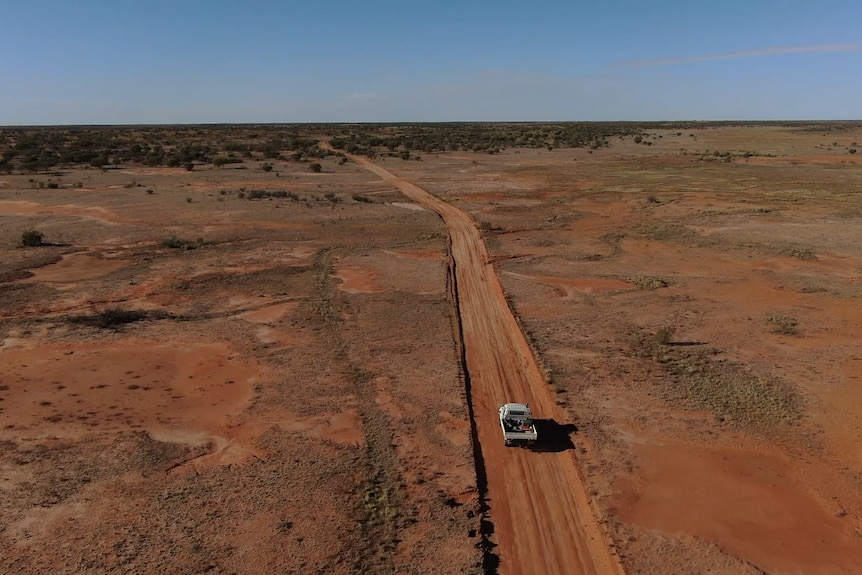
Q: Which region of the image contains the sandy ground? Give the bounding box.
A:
[3,125,862,574]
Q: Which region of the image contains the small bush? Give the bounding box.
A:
[21,230,44,247]
[782,247,817,260]
[767,314,798,336]
[162,236,204,250]
[628,276,669,290]
[212,156,230,168]
[309,163,322,173]
[656,326,676,345]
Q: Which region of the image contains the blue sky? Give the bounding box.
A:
[1,0,860,124]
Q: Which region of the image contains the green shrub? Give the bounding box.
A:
[212,155,230,168]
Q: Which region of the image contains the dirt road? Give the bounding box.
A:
[339,150,623,575]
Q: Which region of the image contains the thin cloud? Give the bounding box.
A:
[349,92,385,100]
[619,42,862,68]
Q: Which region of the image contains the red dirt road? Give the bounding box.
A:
[343,151,623,575]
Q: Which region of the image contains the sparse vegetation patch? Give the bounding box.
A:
[628,276,669,290]
[767,314,799,335]
[781,247,817,260]
[635,332,801,427]
[639,221,703,244]
[244,189,298,201]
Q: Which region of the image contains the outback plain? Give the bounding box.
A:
[1,123,862,575]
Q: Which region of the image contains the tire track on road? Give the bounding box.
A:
[330,148,624,575]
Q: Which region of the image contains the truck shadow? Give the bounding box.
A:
[530,419,577,453]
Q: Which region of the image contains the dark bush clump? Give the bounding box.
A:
[21,230,44,247]
[68,308,169,329]
[162,236,206,250]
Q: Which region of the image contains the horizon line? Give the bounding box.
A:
[2,119,862,129]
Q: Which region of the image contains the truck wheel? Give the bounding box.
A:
[505,439,512,447]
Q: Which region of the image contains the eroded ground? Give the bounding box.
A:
[2,125,862,574]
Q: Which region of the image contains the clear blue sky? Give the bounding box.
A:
[1,0,860,124]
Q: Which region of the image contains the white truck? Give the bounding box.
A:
[498,403,538,447]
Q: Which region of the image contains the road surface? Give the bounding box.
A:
[334,149,623,575]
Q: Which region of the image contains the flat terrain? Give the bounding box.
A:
[340,150,622,574]
[2,124,862,574]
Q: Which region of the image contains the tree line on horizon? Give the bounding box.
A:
[1,121,860,174]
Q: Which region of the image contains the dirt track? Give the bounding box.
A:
[342,151,623,575]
